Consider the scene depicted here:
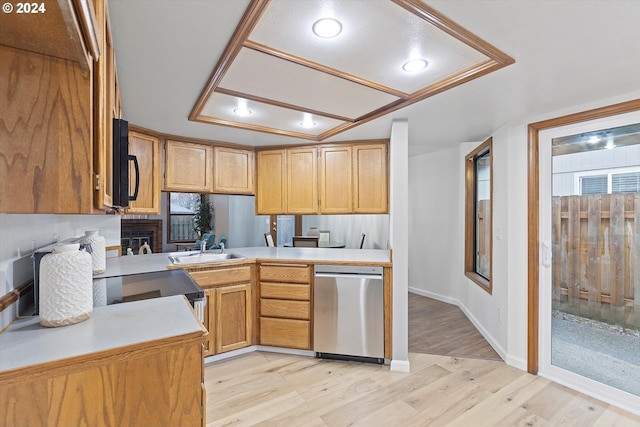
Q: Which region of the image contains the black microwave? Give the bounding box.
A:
[112,118,139,208]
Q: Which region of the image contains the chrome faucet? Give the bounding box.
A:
[200,240,207,253]
[219,242,225,254]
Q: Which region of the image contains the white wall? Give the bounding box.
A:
[211,194,230,245]
[228,195,269,248]
[390,119,410,372]
[553,144,640,196]
[304,215,389,249]
[0,213,121,330]
[408,146,461,304]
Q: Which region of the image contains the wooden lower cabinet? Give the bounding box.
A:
[211,283,252,354]
[0,334,206,427]
[258,263,312,350]
[188,265,254,356]
[260,317,310,350]
[260,299,309,320]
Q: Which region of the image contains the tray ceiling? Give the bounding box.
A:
[189,0,515,141]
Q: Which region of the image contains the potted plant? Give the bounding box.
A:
[193,194,214,238]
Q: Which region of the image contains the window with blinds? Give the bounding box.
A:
[579,171,640,194]
[580,175,607,194]
[612,172,640,193]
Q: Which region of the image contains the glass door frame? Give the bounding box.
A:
[528,99,640,414]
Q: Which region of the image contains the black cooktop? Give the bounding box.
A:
[93,269,204,306]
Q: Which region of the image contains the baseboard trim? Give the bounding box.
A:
[204,346,258,364]
[390,358,411,372]
[456,301,508,361]
[506,354,527,371]
[408,286,458,305]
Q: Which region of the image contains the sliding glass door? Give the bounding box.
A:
[539,112,640,412]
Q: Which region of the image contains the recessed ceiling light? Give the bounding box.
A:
[402,58,428,73]
[233,107,252,117]
[587,135,600,144]
[300,113,316,128]
[312,18,342,38]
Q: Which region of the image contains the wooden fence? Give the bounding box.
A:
[170,215,197,241]
[552,193,640,327]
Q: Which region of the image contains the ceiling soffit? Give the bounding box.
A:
[189,0,515,141]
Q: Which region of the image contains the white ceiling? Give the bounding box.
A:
[108,0,640,156]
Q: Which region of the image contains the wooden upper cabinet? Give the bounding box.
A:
[213,146,255,195]
[0,47,93,214]
[164,140,214,193]
[353,143,388,213]
[287,147,318,214]
[93,0,117,210]
[126,131,160,214]
[0,0,105,213]
[0,0,100,69]
[256,150,287,214]
[319,145,353,214]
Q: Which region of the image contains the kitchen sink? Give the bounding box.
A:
[168,252,245,265]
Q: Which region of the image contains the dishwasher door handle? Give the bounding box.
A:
[314,273,383,281]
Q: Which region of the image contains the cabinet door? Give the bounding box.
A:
[126,131,161,214]
[92,0,114,210]
[213,147,254,194]
[319,146,353,213]
[256,150,286,214]
[0,0,98,67]
[287,147,318,214]
[353,143,388,213]
[215,283,253,354]
[164,140,214,192]
[0,47,93,213]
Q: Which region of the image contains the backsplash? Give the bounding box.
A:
[0,213,121,330]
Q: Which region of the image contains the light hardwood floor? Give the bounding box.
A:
[205,351,640,426]
[205,294,639,425]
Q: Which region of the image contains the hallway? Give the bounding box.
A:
[408,292,501,360]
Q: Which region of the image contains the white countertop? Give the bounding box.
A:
[0,295,204,373]
[94,247,391,278]
[232,247,391,265]
[1,247,389,374]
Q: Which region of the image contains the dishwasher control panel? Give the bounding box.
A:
[314,264,383,276]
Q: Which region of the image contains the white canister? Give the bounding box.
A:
[83,230,106,274]
[307,227,320,237]
[39,243,93,327]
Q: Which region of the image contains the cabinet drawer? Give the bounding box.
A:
[260,282,310,301]
[259,264,310,283]
[189,266,251,288]
[260,299,309,320]
[260,317,310,350]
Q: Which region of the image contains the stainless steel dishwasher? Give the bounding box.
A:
[314,264,384,364]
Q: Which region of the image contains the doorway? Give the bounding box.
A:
[267,215,302,246]
[528,99,640,414]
